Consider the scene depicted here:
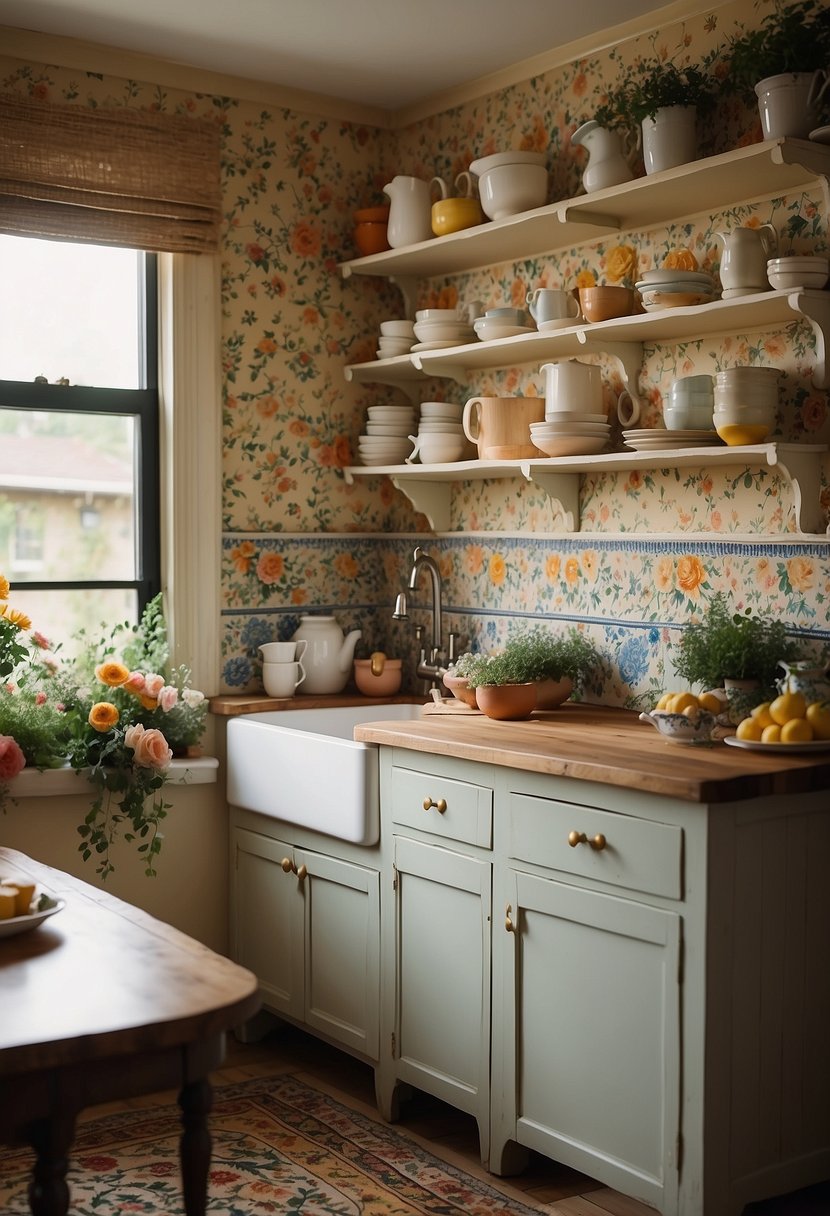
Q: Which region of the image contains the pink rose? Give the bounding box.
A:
[131,727,172,771]
[158,685,178,712]
[143,673,164,698]
[0,736,26,781]
[124,723,146,751]
[123,671,146,694]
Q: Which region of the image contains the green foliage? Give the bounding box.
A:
[673,592,799,691]
[594,34,716,130]
[724,0,830,100]
[457,627,602,690]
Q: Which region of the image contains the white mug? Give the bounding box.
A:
[615,389,641,427]
[262,659,306,698]
[260,640,307,664]
[541,360,602,415]
[527,288,580,327]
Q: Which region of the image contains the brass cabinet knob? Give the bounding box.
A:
[422,796,447,813]
[568,830,608,851]
[296,864,308,881]
[505,902,516,933]
[281,856,294,872]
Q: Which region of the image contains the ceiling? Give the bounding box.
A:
[4,0,677,111]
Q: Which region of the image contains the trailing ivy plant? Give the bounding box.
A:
[724,0,830,102]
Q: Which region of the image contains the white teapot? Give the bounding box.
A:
[715,224,777,297]
[291,614,362,695]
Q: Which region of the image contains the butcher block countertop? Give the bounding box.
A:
[353,703,830,804]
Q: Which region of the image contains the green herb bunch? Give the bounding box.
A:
[457,627,601,690]
[594,34,715,130]
[673,592,798,691]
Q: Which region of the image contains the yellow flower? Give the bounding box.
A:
[89,702,120,732]
[662,248,699,271]
[0,576,8,600]
[0,604,31,630]
[575,268,596,288]
[95,661,130,687]
[605,244,637,284]
[489,553,506,586]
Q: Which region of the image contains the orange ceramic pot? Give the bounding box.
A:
[443,672,478,708]
[354,656,401,696]
[475,682,537,721]
[353,205,390,256]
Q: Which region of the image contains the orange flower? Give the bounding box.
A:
[605,244,637,284]
[334,553,359,579]
[257,552,285,585]
[256,337,277,355]
[676,555,706,597]
[95,661,130,688]
[489,553,506,586]
[88,702,119,732]
[576,268,596,288]
[787,556,814,592]
[231,541,256,573]
[465,545,485,575]
[581,550,599,583]
[545,554,561,583]
[0,576,8,600]
[0,605,31,630]
[662,248,699,271]
[654,557,674,591]
[291,222,321,258]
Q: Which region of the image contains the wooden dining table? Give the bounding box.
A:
[0,847,261,1216]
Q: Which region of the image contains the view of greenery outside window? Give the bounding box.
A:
[0,236,160,652]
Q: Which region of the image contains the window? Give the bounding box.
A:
[0,235,160,647]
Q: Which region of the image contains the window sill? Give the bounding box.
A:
[8,757,218,799]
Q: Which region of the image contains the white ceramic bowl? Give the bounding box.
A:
[420,401,463,416]
[541,411,607,424]
[417,421,464,432]
[639,710,717,745]
[367,406,415,419]
[379,320,415,337]
[715,366,779,383]
[766,256,829,290]
[415,308,466,322]
[531,420,610,434]
[531,433,609,456]
[469,151,547,175]
[664,404,714,431]
[671,374,715,395]
[366,423,411,436]
[475,163,549,221]
[414,436,465,463]
[413,322,474,344]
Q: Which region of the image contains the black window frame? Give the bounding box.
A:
[0,250,160,615]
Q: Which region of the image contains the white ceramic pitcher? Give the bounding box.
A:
[715,224,777,296]
[290,614,362,695]
[383,176,433,247]
[571,120,635,193]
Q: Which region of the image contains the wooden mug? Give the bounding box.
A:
[462,396,545,460]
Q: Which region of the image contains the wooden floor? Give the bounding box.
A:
[84,1021,830,1216]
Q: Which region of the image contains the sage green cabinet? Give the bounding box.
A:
[230,822,380,1060]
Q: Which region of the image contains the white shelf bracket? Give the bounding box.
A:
[789,291,830,390]
[389,477,450,530]
[767,444,829,535]
[411,356,466,384]
[389,275,419,319]
[520,464,580,531]
[344,363,424,405]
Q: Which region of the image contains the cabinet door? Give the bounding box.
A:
[231,827,303,1021]
[391,835,492,1157]
[497,868,681,1213]
[297,847,380,1059]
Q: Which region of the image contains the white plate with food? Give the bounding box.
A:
[0,898,65,938]
[724,736,830,755]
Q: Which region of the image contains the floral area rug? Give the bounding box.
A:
[0,1073,546,1214]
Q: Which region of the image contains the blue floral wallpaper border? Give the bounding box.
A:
[221,532,830,704]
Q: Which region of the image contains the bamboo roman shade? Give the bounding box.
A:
[0,93,222,253]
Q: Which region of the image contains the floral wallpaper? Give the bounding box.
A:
[3,0,829,707]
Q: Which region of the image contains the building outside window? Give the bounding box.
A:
[0,235,160,651]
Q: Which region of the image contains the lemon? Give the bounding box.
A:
[655,692,673,710]
[805,701,830,741]
[698,691,723,714]
[669,692,699,714]
[780,718,814,744]
[769,692,807,725]
[761,723,782,744]
[750,701,775,729]
[736,717,763,742]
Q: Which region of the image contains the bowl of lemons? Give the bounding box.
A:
[729,691,830,749]
[639,688,729,745]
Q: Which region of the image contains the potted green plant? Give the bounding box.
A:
[456,627,602,720]
[594,48,715,175]
[672,592,799,717]
[723,0,830,138]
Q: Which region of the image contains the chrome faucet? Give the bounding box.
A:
[392,546,459,690]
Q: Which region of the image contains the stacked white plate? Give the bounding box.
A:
[623,428,725,452]
[376,318,415,360]
[358,405,416,465]
[530,413,611,457]
[412,309,476,350]
[636,269,718,311]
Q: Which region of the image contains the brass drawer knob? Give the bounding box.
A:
[505,903,516,933]
[422,797,447,813]
[568,830,607,851]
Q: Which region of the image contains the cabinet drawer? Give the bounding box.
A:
[508,792,682,900]
[390,764,493,848]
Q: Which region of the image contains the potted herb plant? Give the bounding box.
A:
[672,592,799,718]
[594,47,715,175]
[455,627,602,720]
[723,0,830,139]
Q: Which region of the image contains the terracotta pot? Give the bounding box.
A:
[535,675,574,709]
[443,672,478,708]
[475,682,537,721]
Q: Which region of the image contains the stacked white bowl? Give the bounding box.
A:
[357,404,416,465]
[766,255,829,290]
[468,151,548,220]
[529,411,611,457]
[412,309,476,350]
[406,401,466,464]
[376,318,415,360]
[664,374,715,431]
[713,366,779,445]
[636,268,718,311]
